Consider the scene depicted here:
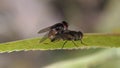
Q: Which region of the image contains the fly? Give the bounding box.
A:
[38,21,68,43]
[51,30,85,49]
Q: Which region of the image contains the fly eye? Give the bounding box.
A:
[79,34,83,39]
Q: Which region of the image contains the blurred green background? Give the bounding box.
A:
[0,0,120,68]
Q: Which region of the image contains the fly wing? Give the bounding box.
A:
[38,26,51,34]
[39,32,49,43]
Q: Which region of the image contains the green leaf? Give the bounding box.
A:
[0,33,119,53]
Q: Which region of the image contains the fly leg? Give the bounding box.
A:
[80,40,87,46]
[72,41,78,47]
[61,41,67,49]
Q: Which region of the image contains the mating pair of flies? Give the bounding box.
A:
[38,21,84,49]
